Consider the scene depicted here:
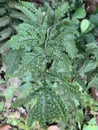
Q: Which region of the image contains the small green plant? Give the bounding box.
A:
[2,0,98,129]
[1,1,81,129]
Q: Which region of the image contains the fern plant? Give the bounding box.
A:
[1,1,82,129]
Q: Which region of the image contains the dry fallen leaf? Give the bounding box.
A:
[4,99,11,109]
[0,125,12,130]
[48,125,60,130]
[13,111,20,119]
[8,77,21,90]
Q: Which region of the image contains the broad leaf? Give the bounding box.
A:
[80,19,90,33]
[73,7,86,19]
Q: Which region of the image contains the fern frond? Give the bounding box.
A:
[15,1,43,25]
[0,16,10,27]
[48,72,79,93]
[55,2,69,21]
[16,6,36,23]
[87,76,98,90]
[12,87,67,127]
[17,52,44,76]
[19,1,43,23]
[9,35,34,49]
[12,87,44,108]
[4,50,22,79]
[10,11,29,22]
[27,88,67,127]
[0,28,12,42]
[0,8,6,15]
[64,39,77,59]
[79,61,97,74]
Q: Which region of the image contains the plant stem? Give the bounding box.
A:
[43,27,50,124]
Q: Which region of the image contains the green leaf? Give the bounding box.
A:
[0,16,10,28]
[10,11,29,22]
[20,1,37,12]
[9,35,34,49]
[79,61,97,73]
[0,8,6,16]
[4,86,13,99]
[64,39,78,59]
[4,50,21,79]
[83,125,98,130]
[47,7,55,26]
[55,2,69,21]
[85,33,95,43]
[88,118,96,125]
[76,109,84,123]
[86,42,98,50]
[73,7,86,19]
[0,28,12,41]
[90,14,98,26]
[93,49,98,61]
[80,19,90,33]
[27,88,67,128]
[87,77,98,90]
[16,6,36,23]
